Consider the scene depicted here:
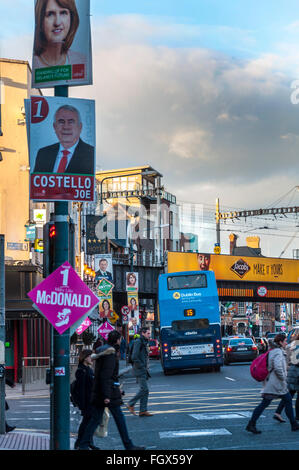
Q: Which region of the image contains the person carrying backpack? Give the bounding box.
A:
[127,334,140,365]
[73,349,100,450]
[246,333,299,434]
[77,330,145,450]
[126,327,153,417]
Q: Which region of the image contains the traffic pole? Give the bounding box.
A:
[51,85,70,450]
[0,234,5,434]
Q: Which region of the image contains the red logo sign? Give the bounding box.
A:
[257,286,268,297]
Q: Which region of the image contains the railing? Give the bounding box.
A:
[22,357,50,395]
[22,356,79,394]
[112,252,163,267]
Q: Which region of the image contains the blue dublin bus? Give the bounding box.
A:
[158,270,223,375]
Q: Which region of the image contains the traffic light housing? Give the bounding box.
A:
[43,222,56,277]
[43,221,75,277]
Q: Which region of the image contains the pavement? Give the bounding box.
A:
[1,359,132,450]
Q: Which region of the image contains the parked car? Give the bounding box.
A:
[222,336,243,352]
[148,339,160,359]
[224,338,258,365]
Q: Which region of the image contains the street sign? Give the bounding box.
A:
[214,243,221,255]
[109,312,119,324]
[121,306,130,316]
[27,261,99,334]
[97,278,114,296]
[122,314,128,324]
[97,321,115,341]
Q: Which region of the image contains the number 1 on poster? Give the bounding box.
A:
[60,268,70,287]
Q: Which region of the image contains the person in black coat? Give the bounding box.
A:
[74,349,99,450]
[78,330,145,450]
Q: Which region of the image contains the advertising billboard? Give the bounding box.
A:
[166,251,299,284]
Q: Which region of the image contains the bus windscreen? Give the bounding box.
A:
[167,274,207,290]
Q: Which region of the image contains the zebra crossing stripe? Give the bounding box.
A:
[190,411,253,420]
[160,428,231,438]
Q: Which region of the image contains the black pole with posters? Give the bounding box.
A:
[50,85,70,450]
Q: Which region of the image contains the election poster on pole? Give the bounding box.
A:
[27,261,99,335]
[32,0,93,89]
[26,96,95,202]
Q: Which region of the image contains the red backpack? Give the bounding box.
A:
[250,350,271,382]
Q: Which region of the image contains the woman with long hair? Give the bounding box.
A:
[100,299,113,319]
[246,333,299,434]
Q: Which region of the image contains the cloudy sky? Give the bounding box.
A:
[1,0,299,256]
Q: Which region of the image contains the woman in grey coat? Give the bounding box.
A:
[246,333,299,434]
[273,331,299,422]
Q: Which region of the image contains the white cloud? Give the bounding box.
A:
[73,20,298,201]
[3,13,299,220]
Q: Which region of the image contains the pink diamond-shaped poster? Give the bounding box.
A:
[97,321,115,341]
[27,261,99,334]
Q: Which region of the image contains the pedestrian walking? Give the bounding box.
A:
[120,336,127,360]
[74,349,100,450]
[78,330,145,450]
[127,327,153,417]
[273,331,299,423]
[5,378,16,433]
[246,333,299,434]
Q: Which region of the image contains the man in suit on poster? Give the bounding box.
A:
[95,258,113,282]
[33,104,94,175]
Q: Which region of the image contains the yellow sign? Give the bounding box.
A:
[166,251,299,284]
[109,311,119,324]
[214,245,221,254]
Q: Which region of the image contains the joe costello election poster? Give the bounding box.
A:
[27,95,95,202]
[32,0,92,88]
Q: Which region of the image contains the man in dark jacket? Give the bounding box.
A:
[74,349,99,450]
[78,330,145,450]
[127,327,153,417]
